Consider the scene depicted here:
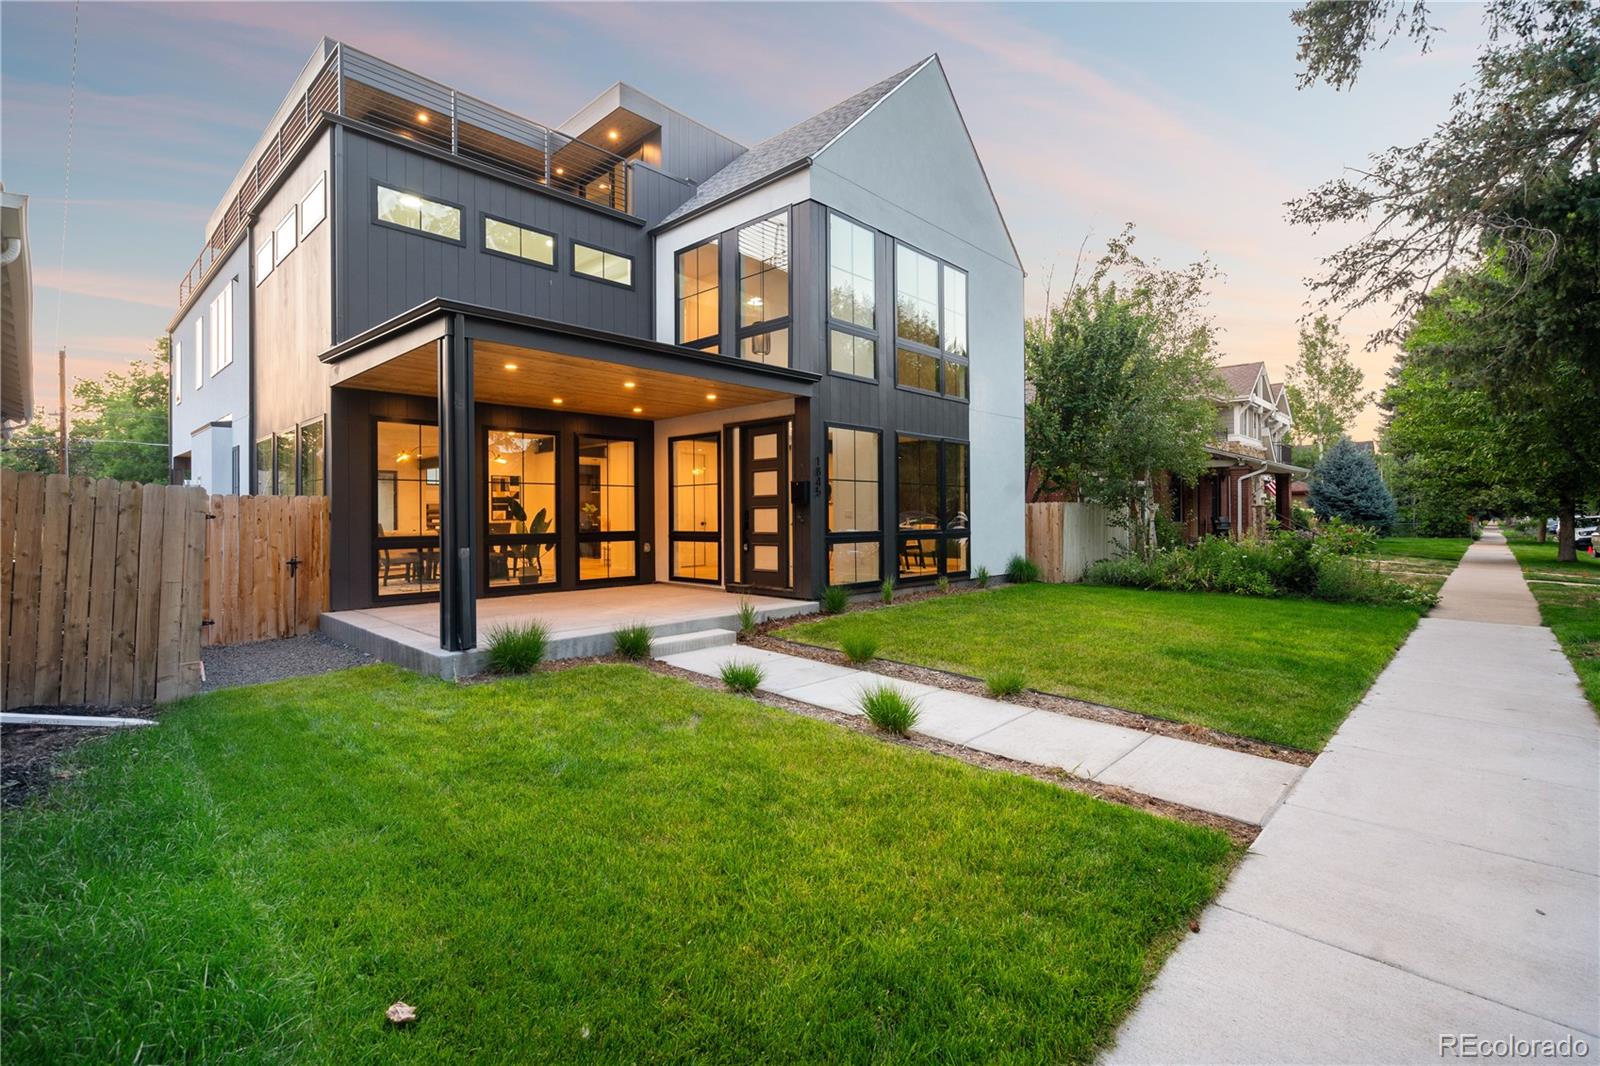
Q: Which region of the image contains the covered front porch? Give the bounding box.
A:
[319,299,821,653]
[320,582,815,678]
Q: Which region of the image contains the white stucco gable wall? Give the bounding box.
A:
[808,59,1026,575]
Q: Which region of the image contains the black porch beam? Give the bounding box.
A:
[438,315,477,651]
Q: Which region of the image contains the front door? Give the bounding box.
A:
[740,420,789,589]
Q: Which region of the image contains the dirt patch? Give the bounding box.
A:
[1,707,153,808]
[650,659,1259,846]
[742,631,1315,767]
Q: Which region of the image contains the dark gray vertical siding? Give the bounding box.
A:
[630,165,697,226]
[660,111,744,185]
[335,129,652,344]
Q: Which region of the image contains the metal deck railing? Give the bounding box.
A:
[177,43,630,310]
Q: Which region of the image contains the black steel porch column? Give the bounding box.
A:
[437,316,476,651]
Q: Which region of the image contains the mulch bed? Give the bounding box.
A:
[2,706,154,808]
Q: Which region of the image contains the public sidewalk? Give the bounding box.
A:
[1105,530,1600,1064]
[659,644,1303,826]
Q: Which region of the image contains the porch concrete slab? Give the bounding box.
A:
[963,709,1149,778]
[1225,803,1600,1034]
[1103,907,1598,1065]
[659,645,857,694]
[1326,704,1600,791]
[1287,745,1599,874]
[1094,734,1302,825]
[901,689,1032,746]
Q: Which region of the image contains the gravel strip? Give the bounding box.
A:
[201,632,374,692]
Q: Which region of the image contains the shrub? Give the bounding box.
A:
[484,621,548,674]
[985,669,1027,698]
[1006,554,1041,584]
[1266,532,1318,596]
[1315,516,1378,556]
[612,623,653,660]
[1292,504,1318,531]
[820,584,851,615]
[841,633,879,664]
[736,597,758,636]
[719,661,765,694]
[881,578,895,604]
[859,683,920,735]
[974,565,991,589]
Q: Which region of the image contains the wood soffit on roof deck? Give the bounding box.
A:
[337,341,785,419]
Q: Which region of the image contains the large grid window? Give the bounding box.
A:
[828,213,876,378]
[487,430,557,589]
[573,242,633,287]
[297,417,324,497]
[670,435,720,583]
[375,421,441,597]
[376,185,461,241]
[273,431,297,496]
[577,436,637,581]
[676,238,719,350]
[827,427,881,585]
[484,216,555,267]
[896,436,970,580]
[737,212,789,367]
[894,242,970,399]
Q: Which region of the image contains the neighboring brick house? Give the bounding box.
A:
[1161,362,1307,540]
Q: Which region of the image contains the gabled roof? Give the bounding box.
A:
[1271,381,1293,418]
[1215,361,1268,399]
[657,58,932,228]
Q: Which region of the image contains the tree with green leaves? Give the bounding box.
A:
[1310,437,1398,532]
[1026,227,1222,558]
[1380,352,1506,536]
[1288,0,1599,343]
[1284,315,1373,461]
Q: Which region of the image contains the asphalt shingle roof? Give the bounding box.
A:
[658,59,930,227]
[1215,361,1266,398]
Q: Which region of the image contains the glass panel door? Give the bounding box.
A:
[670,435,720,583]
[740,421,789,588]
[487,430,557,589]
[578,436,637,582]
[375,421,441,597]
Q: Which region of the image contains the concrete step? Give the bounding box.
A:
[651,628,738,658]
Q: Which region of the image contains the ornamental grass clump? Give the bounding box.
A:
[859,683,920,736]
[841,633,879,664]
[719,661,765,694]
[880,578,895,605]
[612,623,653,660]
[736,597,758,636]
[485,621,549,674]
[974,565,991,589]
[820,585,851,615]
[1006,554,1041,584]
[985,669,1028,698]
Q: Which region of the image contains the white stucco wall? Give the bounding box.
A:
[170,238,251,491]
[808,61,1026,576]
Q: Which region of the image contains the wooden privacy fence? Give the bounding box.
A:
[1025,501,1130,583]
[203,493,329,646]
[1,472,331,710]
[1,471,208,709]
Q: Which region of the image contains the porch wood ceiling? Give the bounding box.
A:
[337,339,788,419]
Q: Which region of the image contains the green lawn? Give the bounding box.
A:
[780,584,1422,751]
[1375,536,1475,563]
[2,664,1234,1064]
[1504,539,1600,709]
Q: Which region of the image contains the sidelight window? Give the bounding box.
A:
[826,426,881,585]
[896,436,969,580]
[487,430,557,589]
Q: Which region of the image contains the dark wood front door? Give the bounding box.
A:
[740,420,789,590]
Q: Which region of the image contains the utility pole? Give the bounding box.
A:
[58,346,68,475]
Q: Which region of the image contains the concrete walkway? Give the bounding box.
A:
[1106,531,1600,1064]
[659,644,1303,826]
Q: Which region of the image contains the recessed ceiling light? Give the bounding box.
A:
[552,397,564,405]
[632,406,643,414]
[416,110,430,124]
[503,362,518,371]
[623,381,636,389]
[555,166,565,176]
[705,392,718,401]
[608,128,620,141]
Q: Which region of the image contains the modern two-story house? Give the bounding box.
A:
[1162,361,1305,540]
[167,40,1025,652]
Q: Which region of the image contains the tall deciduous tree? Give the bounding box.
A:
[1026,227,1221,558]
[1284,315,1373,460]
[1287,0,1600,343]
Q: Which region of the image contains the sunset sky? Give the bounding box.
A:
[1,2,1485,437]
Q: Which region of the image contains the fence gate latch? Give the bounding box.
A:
[287,556,302,577]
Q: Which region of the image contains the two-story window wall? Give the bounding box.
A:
[828,212,877,379]
[737,212,790,367]
[894,243,968,399]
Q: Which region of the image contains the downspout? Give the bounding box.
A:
[1237,462,1270,538]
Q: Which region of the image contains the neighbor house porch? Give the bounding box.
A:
[319,299,822,652]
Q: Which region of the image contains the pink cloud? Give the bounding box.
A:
[34,266,174,310]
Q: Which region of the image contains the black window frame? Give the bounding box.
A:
[569,239,635,290]
[480,212,558,271]
[297,415,326,497]
[372,417,443,603]
[667,432,722,585]
[824,423,884,588]
[254,436,272,495]
[826,210,879,383]
[893,240,970,403]
[734,208,793,367]
[674,236,721,351]
[371,181,466,246]
[895,433,970,582]
[484,425,561,594]
[575,433,642,585]
[273,429,298,496]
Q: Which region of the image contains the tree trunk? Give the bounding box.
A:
[1538,520,1547,543]
[1557,491,1576,563]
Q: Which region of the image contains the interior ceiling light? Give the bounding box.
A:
[748,296,763,307]
[395,451,412,463]
[493,455,508,465]
[504,362,518,371]
[416,110,430,124]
